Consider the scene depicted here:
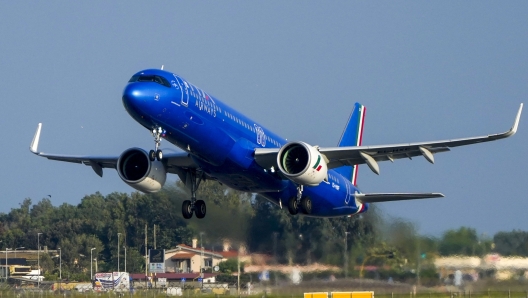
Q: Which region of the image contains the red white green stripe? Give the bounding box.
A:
[313,155,322,171]
[352,105,366,186]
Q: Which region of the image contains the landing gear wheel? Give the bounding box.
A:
[288,197,298,215]
[156,149,163,161]
[149,150,156,161]
[195,200,206,219]
[182,200,193,219]
[300,197,312,214]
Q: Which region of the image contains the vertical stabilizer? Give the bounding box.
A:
[334,103,366,185]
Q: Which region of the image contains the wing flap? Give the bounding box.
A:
[355,193,444,203]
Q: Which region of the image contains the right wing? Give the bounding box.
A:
[255,104,523,175]
[29,123,197,177]
[355,192,444,204]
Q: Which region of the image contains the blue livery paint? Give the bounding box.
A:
[122,69,367,217]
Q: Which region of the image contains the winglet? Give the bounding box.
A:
[30,123,42,154]
[510,103,523,135]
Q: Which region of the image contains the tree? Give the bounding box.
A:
[438,227,486,256]
[493,230,528,256]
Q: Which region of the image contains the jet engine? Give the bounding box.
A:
[117,148,167,193]
[277,142,328,186]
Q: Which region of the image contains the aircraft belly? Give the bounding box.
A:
[195,158,285,192]
[262,175,362,217]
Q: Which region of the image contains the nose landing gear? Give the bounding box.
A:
[149,126,165,161]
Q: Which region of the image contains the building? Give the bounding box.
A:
[164,239,224,274]
[435,253,528,281]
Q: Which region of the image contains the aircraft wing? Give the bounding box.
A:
[355,193,444,203]
[29,123,197,177]
[254,103,522,174]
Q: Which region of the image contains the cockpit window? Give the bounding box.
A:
[128,74,171,88]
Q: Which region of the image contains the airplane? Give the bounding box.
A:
[29,68,523,219]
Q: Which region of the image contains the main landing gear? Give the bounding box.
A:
[149,126,165,161]
[288,185,312,215]
[182,171,207,219]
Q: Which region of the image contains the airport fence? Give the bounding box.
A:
[0,291,527,298]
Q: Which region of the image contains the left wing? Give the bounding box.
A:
[255,104,523,174]
[29,123,197,177]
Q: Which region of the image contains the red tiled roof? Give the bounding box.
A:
[171,253,195,260]
[219,250,238,259]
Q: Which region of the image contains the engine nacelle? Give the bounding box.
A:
[277,141,328,186]
[117,148,167,193]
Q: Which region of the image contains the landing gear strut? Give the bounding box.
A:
[288,185,312,215]
[181,170,207,219]
[149,126,165,161]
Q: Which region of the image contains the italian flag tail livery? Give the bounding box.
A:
[334,102,366,186]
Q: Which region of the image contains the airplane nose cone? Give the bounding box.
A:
[122,83,148,118]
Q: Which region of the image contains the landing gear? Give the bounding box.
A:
[150,126,165,161]
[300,197,312,214]
[288,185,312,215]
[195,200,206,219]
[182,200,193,219]
[181,170,207,219]
[288,197,298,215]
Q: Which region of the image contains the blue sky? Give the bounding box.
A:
[0,2,526,236]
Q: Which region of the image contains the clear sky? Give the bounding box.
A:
[0,2,526,237]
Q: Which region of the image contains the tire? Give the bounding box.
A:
[156,149,163,161]
[182,200,193,219]
[288,197,298,215]
[300,197,312,214]
[149,150,156,161]
[195,200,206,219]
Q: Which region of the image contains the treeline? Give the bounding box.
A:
[0,181,527,282]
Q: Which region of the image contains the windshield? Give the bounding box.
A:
[128,74,171,88]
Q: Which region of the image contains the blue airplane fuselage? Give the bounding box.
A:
[122,69,367,217]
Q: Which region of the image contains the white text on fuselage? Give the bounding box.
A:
[195,97,218,117]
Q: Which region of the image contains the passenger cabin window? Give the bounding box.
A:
[128,75,171,88]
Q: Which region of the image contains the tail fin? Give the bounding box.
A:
[334,102,366,186]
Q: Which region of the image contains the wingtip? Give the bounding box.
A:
[510,103,523,135]
[30,123,42,154]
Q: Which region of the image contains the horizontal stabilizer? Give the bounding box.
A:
[355,192,444,203]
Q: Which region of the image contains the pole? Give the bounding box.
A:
[154,224,157,249]
[37,233,42,288]
[15,247,25,258]
[124,246,127,272]
[59,248,62,280]
[237,246,240,295]
[58,248,62,292]
[5,247,7,284]
[90,248,96,281]
[200,232,204,274]
[145,224,148,288]
[5,248,13,283]
[273,232,278,286]
[417,239,421,287]
[344,231,349,279]
[117,233,121,273]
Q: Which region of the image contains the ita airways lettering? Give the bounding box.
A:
[313,155,323,171]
